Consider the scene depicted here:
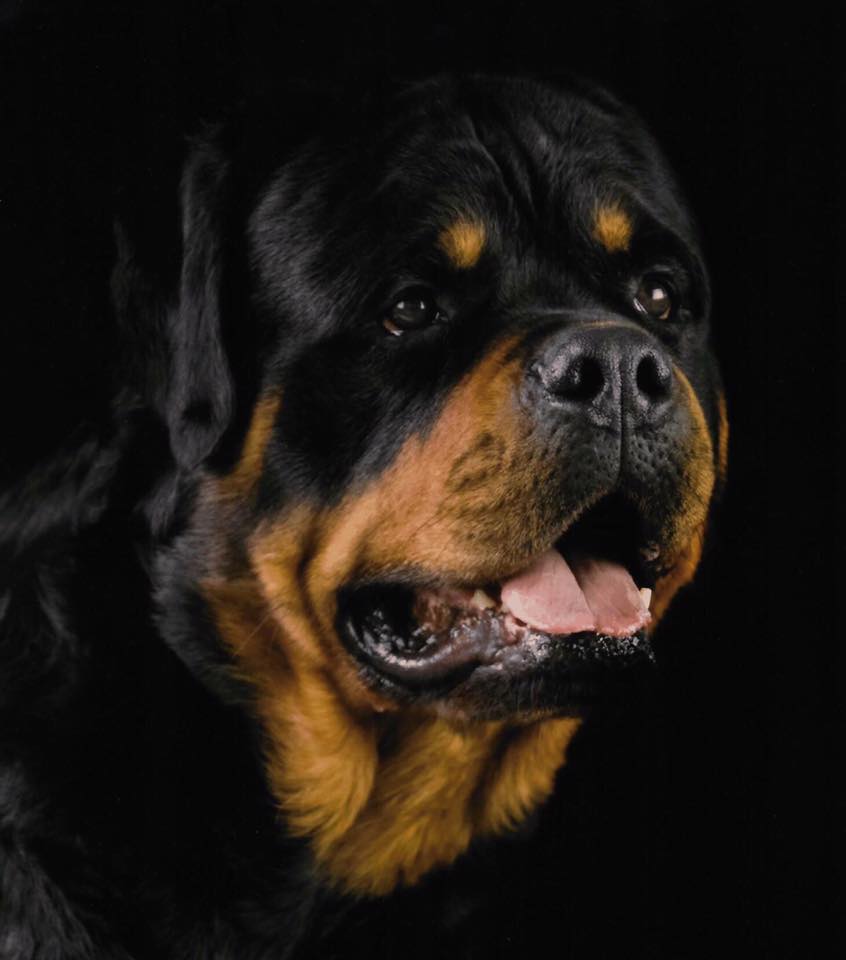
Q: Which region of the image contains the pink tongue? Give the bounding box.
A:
[500,549,649,638]
[500,549,594,634]
[570,554,651,638]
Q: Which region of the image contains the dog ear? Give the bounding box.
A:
[165,141,235,469]
[114,134,235,471]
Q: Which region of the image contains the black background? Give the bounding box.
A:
[0,2,840,958]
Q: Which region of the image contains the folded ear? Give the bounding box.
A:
[167,142,234,469]
[114,135,234,471]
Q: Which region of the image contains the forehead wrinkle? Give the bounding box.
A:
[448,114,535,228]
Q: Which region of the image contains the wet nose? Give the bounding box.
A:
[532,325,674,428]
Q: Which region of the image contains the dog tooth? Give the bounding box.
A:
[471,589,497,610]
[639,587,652,610]
[640,542,661,562]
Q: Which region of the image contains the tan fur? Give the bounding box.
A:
[473,717,581,834]
[247,337,574,691]
[592,203,632,253]
[218,392,282,502]
[438,218,486,269]
[201,340,716,895]
[205,565,581,895]
[651,530,705,624]
[319,715,581,895]
[199,339,584,894]
[717,390,730,487]
[204,578,582,896]
[650,369,716,622]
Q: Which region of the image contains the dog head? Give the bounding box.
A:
[119,75,727,894]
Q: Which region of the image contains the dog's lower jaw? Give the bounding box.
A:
[204,573,579,896]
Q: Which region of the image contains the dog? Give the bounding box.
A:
[0,74,727,958]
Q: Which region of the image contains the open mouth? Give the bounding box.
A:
[338,494,659,696]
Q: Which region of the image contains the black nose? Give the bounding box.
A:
[532,325,674,428]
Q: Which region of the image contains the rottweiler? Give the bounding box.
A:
[0,74,727,958]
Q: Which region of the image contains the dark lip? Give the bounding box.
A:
[336,491,661,703]
[339,592,497,689]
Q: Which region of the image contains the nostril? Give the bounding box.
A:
[557,354,605,403]
[635,352,671,402]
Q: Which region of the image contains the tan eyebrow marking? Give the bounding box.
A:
[438,218,486,269]
[592,203,633,253]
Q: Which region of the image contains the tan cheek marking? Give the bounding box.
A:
[308,337,554,595]
[592,203,632,253]
[438,218,486,269]
[248,337,529,652]
[650,369,716,623]
[246,337,539,716]
[217,392,282,502]
[205,568,381,847]
[190,391,283,584]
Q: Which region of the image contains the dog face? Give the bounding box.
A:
[141,76,726,894]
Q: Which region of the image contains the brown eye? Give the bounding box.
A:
[383,293,444,336]
[634,276,674,321]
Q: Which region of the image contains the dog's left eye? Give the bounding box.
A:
[633,276,674,321]
[383,293,445,336]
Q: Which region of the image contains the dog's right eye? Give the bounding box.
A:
[383,293,445,336]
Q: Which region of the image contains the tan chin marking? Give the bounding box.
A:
[316,715,581,896]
